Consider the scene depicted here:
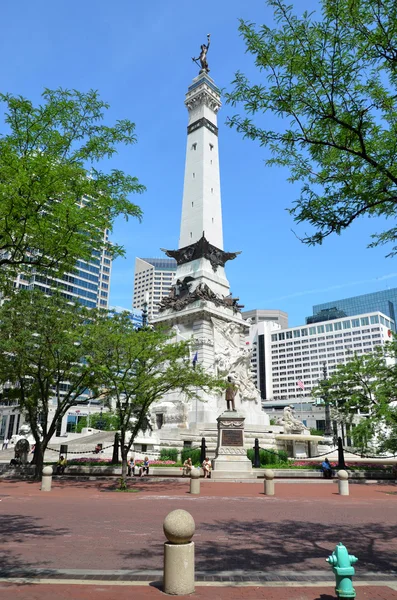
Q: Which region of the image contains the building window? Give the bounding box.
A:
[351,318,360,327]
[343,321,351,329]
[325,324,333,332]
[301,328,308,336]
[209,143,214,151]
[361,317,370,326]
[309,327,316,335]
[278,333,285,340]
[294,330,300,338]
[191,143,197,150]
[370,315,379,324]
[317,325,324,334]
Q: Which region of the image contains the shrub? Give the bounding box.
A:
[310,428,324,437]
[181,447,202,466]
[159,447,179,462]
[247,448,289,466]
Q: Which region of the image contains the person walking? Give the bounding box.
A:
[2,438,9,450]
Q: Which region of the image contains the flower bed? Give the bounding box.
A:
[64,458,180,467]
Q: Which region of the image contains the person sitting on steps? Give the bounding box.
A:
[56,455,67,475]
[139,456,150,477]
[202,457,212,478]
[183,457,192,477]
[321,458,333,479]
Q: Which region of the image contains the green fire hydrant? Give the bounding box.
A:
[326,542,358,598]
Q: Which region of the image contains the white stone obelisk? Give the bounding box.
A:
[151,65,268,431]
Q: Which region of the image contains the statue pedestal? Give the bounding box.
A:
[211,411,253,480]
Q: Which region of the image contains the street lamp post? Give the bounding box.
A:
[322,362,333,439]
[142,291,149,328]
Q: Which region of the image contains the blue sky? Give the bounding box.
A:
[1,0,395,326]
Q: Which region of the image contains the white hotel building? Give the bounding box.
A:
[247,312,394,403]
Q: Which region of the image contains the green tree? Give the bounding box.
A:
[226,0,397,254]
[0,88,144,281]
[76,411,119,433]
[88,312,225,485]
[312,345,397,452]
[0,290,103,478]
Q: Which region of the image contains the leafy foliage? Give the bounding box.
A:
[0,88,144,281]
[312,342,397,452]
[159,447,179,462]
[75,411,119,433]
[88,312,225,481]
[247,447,289,465]
[180,447,202,466]
[226,0,397,254]
[0,290,103,477]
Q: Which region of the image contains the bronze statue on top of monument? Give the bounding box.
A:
[192,34,211,73]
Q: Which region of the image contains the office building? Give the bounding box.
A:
[133,257,177,320]
[243,308,288,330]
[249,311,394,403]
[13,228,112,310]
[0,229,113,441]
[312,289,397,327]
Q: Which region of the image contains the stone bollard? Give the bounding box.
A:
[338,470,349,496]
[190,467,200,495]
[163,509,195,595]
[264,469,275,496]
[41,466,53,492]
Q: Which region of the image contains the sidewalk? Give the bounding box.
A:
[1,580,397,599]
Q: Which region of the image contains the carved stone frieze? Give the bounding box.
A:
[158,281,243,314]
[185,90,221,114]
[192,336,214,347]
[219,419,245,429]
[217,447,247,455]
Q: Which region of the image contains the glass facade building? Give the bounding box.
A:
[312,289,397,329]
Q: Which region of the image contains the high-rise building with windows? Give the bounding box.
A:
[248,311,394,403]
[312,289,397,328]
[133,257,177,320]
[0,229,113,442]
[13,228,112,310]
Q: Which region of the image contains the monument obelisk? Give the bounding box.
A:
[151,36,268,437]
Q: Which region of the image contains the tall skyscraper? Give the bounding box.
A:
[312,289,397,327]
[13,228,112,309]
[133,257,177,320]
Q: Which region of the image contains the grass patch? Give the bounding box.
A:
[114,488,140,493]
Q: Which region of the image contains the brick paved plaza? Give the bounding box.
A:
[1,478,397,599]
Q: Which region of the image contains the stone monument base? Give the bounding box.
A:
[211,410,253,480]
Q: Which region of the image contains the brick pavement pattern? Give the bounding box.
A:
[1,583,397,600]
[1,479,396,586]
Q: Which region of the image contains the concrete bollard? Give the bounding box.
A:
[163,509,195,595]
[190,467,200,495]
[338,469,349,496]
[41,466,53,492]
[264,469,275,496]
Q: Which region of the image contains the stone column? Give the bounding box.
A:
[338,470,349,496]
[190,467,200,494]
[41,466,53,492]
[163,509,195,595]
[264,469,275,496]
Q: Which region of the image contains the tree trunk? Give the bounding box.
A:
[33,444,45,480]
